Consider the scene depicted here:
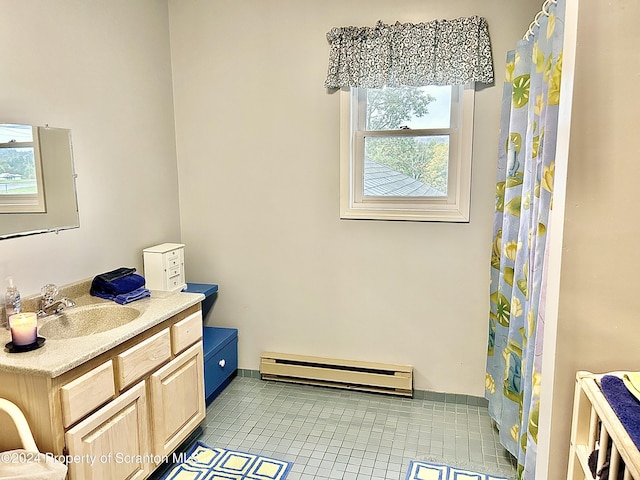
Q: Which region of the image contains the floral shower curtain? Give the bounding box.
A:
[485,1,565,479]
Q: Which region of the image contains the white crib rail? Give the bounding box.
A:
[569,371,640,480]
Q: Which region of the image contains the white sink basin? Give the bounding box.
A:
[38,304,140,340]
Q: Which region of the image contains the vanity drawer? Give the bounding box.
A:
[116,329,171,390]
[60,360,115,428]
[171,311,202,354]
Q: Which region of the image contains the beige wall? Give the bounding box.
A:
[169,0,541,395]
[0,1,181,295]
[543,0,640,477]
[8,1,636,475]
[1,0,545,398]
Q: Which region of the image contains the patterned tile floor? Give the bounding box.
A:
[182,375,517,480]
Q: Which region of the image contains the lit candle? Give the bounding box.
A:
[9,313,38,346]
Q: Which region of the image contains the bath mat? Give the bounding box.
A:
[160,441,292,480]
[405,460,510,480]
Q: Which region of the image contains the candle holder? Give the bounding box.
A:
[5,336,46,353]
[5,312,45,353]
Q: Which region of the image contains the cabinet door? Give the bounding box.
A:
[65,381,150,480]
[150,342,205,457]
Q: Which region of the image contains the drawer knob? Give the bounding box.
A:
[219,359,226,368]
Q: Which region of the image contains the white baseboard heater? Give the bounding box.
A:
[260,351,413,397]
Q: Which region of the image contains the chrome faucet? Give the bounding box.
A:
[39,298,76,317]
[37,284,76,318]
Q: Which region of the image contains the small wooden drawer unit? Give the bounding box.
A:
[143,243,186,292]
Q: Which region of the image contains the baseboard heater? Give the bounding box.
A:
[260,351,413,397]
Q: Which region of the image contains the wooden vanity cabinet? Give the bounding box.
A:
[0,304,205,480]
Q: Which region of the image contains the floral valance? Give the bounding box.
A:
[324,17,494,89]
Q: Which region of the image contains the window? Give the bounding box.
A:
[340,84,475,222]
[0,124,46,213]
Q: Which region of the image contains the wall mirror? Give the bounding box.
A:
[0,124,79,239]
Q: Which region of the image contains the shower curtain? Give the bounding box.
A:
[485,1,565,478]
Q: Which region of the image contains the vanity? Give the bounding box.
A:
[0,282,207,480]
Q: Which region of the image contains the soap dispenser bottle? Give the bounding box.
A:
[4,277,21,329]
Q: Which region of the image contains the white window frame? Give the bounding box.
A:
[339,84,475,222]
[0,126,46,214]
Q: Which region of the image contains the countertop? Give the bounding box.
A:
[0,289,204,377]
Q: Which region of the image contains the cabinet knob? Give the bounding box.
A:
[219,359,226,368]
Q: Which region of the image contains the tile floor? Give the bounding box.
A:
[173,374,517,480]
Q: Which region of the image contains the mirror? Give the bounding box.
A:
[0,124,79,239]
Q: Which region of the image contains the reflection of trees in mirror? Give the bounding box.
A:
[0,151,38,195]
[0,124,38,195]
[0,125,78,238]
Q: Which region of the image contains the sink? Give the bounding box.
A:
[38,304,141,340]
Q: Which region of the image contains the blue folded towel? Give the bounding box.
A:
[601,375,640,450]
[91,272,146,296]
[92,287,151,305]
[95,267,136,283]
[114,287,150,305]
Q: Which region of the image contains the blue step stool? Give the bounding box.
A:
[202,326,238,404]
[184,283,237,404]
